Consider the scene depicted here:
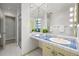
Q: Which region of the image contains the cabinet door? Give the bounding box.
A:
[42,43,58,56]
[39,41,43,48]
[42,43,53,56]
[55,46,77,56]
[43,46,57,56]
[43,46,51,56]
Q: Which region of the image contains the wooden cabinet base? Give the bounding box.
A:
[42,43,78,56]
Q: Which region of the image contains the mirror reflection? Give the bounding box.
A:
[30,3,78,37]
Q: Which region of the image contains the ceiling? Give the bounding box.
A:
[30,3,75,18]
[0,3,75,17]
[0,3,21,16]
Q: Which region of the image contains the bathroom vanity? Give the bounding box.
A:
[31,33,79,56]
[42,42,78,56]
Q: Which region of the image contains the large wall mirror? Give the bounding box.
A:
[30,3,78,37]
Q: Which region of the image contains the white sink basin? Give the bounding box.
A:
[49,38,71,45]
[35,34,40,37]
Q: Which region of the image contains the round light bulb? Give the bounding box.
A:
[69,24,73,27]
[69,19,73,22]
[70,13,74,17]
[69,7,74,12]
[77,24,79,27]
[69,13,74,17]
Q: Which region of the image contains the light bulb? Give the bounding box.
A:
[77,24,79,27]
[69,7,74,12]
[69,19,73,22]
[69,24,73,27]
[69,13,74,17]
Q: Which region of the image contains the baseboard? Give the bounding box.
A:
[22,47,39,56]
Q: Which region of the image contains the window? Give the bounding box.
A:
[35,18,41,32]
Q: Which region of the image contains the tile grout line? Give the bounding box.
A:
[22,47,39,56]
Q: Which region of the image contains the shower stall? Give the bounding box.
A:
[0,8,5,48]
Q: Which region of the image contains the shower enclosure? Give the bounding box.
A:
[0,9,5,48]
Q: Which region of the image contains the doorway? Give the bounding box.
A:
[5,16,16,44]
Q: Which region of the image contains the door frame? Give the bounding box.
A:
[17,13,21,48]
[3,15,17,47]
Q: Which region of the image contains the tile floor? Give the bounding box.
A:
[0,43,42,56]
[0,43,21,56]
[26,48,42,56]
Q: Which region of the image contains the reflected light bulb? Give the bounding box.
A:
[69,13,74,17]
[69,19,73,22]
[69,24,73,27]
[69,7,74,12]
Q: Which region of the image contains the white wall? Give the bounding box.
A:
[21,3,38,54]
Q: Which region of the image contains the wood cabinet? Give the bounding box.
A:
[42,43,78,56]
[39,41,43,48]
